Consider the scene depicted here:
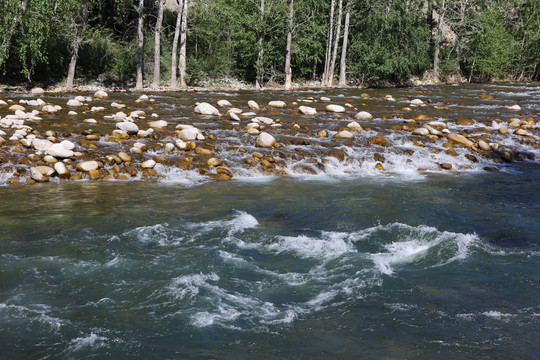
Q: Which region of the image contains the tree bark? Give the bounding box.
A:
[328,0,343,86]
[178,0,188,88]
[284,0,294,89]
[136,0,144,90]
[322,0,335,86]
[170,0,183,89]
[255,0,265,90]
[152,0,164,88]
[0,0,27,69]
[338,0,350,87]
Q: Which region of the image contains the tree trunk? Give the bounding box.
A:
[66,0,89,91]
[170,0,183,89]
[136,0,144,90]
[338,0,350,87]
[284,0,294,90]
[178,0,188,88]
[322,0,335,86]
[255,0,265,90]
[152,0,164,88]
[328,0,343,86]
[0,0,27,68]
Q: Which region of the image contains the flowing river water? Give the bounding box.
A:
[0,83,539,359]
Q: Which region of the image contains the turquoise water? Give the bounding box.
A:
[1,165,539,359]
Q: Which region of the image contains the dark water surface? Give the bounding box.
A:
[1,165,539,359]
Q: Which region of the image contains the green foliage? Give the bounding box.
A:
[348,0,431,84]
[0,0,537,86]
[465,9,516,80]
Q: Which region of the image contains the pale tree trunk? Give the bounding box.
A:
[178,0,188,88]
[0,0,27,68]
[284,0,294,89]
[152,0,164,88]
[136,0,144,90]
[170,0,183,89]
[66,0,89,91]
[328,0,343,86]
[255,0,265,90]
[322,0,335,86]
[338,0,350,87]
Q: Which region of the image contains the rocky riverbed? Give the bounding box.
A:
[0,84,538,186]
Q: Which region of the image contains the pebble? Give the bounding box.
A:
[326,104,345,113]
[94,90,108,98]
[354,111,373,121]
[506,105,521,111]
[248,100,260,110]
[207,158,221,166]
[47,143,74,158]
[447,133,474,147]
[194,102,220,116]
[268,101,286,108]
[256,132,277,148]
[54,162,70,178]
[141,160,156,169]
[334,130,354,139]
[217,100,232,107]
[116,122,139,134]
[347,122,363,132]
[299,106,317,115]
[76,160,99,172]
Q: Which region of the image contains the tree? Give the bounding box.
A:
[170,0,183,88]
[66,0,91,91]
[136,0,144,89]
[0,0,27,71]
[322,0,335,86]
[178,0,188,87]
[338,0,350,87]
[153,0,165,88]
[328,0,343,86]
[284,0,294,89]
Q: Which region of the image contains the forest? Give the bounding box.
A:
[0,0,538,89]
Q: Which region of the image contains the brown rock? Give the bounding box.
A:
[369,136,389,147]
[195,147,213,156]
[456,119,474,126]
[328,149,345,162]
[447,133,474,147]
[440,163,452,170]
[88,169,101,180]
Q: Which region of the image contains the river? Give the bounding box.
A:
[0,83,539,359]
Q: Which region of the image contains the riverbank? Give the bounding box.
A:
[0,83,538,187]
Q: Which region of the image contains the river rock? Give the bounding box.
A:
[410,99,424,106]
[354,111,373,121]
[94,90,108,98]
[47,143,74,158]
[30,167,48,182]
[32,139,53,151]
[54,162,70,178]
[428,121,447,129]
[194,102,220,116]
[217,100,232,107]
[248,100,260,110]
[320,96,331,101]
[268,101,286,108]
[76,160,99,172]
[507,105,521,111]
[177,127,203,141]
[148,120,168,128]
[299,106,317,115]
[447,133,473,147]
[31,87,45,94]
[118,152,131,163]
[256,132,276,148]
[36,165,55,177]
[60,140,75,150]
[9,105,26,111]
[514,128,527,136]
[207,157,221,166]
[347,121,363,132]
[230,112,241,121]
[334,130,354,139]
[317,129,328,137]
[175,140,188,150]
[326,104,345,113]
[412,127,430,136]
[67,99,83,107]
[141,160,156,169]
[478,139,491,151]
[116,122,139,134]
[498,127,509,134]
